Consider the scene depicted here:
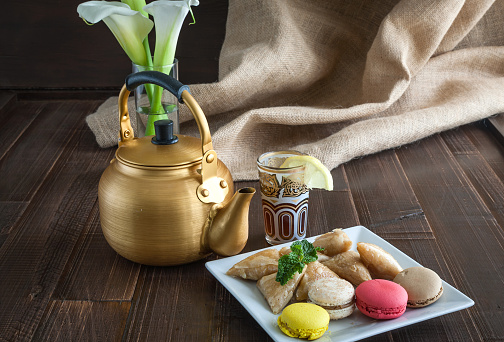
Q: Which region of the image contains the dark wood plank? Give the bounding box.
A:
[344,149,433,240]
[0,201,29,250]
[397,133,504,341]
[442,126,504,234]
[53,201,141,301]
[0,100,101,202]
[0,108,116,341]
[210,280,272,342]
[0,92,16,111]
[461,122,504,185]
[385,237,477,341]
[488,113,504,144]
[233,180,264,253]
[33,300,130,341]
[1,91,502,342]
[307,166,361,234]
[0,100,42,160]
[343,142,488,340]
[125,262,225,341]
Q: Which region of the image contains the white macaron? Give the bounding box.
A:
[307,277,355,320]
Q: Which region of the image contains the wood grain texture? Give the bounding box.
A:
[33,300,131,341]
[0,92,503,341]
[0,101,99,201]
[124,263,220,341]
[461,123,504,186]
[0,98,113,341]
[0,92,16,111]
[0,201,29,250]
[344,149,433,240]
[53,201,141,301]
[443,126,504,233]
[397,134,504,341]
[0,101,42,160]
[343,146,470,341]
[488,113,504,144]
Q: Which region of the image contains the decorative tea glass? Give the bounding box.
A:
[257,151,309,245]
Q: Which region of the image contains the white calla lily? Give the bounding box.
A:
[141,0,198,117]
[144,0,199,68]
[77,1,153,65]
[78,0,199,136]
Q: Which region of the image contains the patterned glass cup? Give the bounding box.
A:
[257,151,309,245]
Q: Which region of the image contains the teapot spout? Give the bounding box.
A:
[207,187,256,256]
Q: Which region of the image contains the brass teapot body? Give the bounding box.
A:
[98,71,255,266]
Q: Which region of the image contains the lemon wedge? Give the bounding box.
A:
[280,155,333,190]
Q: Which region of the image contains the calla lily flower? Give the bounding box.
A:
[77,1,153,66]
[144,0,199,69]
[141,0,198,117]
[121,0,148,18]
[78,0,199,136]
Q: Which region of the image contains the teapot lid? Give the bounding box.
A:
[116,131,202,168]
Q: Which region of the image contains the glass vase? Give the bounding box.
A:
[132,59,179,137]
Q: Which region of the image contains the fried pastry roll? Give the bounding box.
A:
[226,249,280,280]
[357,242,402,280]
[322,250,372,286]
[295,261,340,301]
[313,229,352,256]
[257,268,306,314]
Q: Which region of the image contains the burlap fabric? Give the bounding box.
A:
[86,0,504,181]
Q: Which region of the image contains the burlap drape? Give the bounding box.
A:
[86,0,504,180]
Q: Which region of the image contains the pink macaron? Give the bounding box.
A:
[355,279,408,319]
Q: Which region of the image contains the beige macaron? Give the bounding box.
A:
[393,267,443,308]
[307,278,355,320]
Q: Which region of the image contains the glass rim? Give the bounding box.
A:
[132,57,178,69]
[257,150,306,173]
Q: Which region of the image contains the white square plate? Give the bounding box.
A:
[205,226,474,342]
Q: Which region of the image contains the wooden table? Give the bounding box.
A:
[1,91,503,341]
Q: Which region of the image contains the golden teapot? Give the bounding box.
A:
[98,71,255,266]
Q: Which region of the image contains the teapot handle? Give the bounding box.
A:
[118,71,213,154]
[118,71,227,204]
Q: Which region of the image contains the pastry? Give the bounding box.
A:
[295,261,340,301]
[226,248,280,280]
[277,303,330,340]
[313,228,352,256]
[257,268,305,314]
[279,248,329,262]
[322,250,372,286]
[315,252,331,263]
[393,267,443,307]
[307,278,355,320]
[279,247,291,256]
[355,279,408,319]
[357,242,402,280]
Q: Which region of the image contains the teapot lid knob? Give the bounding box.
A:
[151,120,179,145]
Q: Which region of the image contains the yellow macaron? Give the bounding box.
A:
[277,303,330,340]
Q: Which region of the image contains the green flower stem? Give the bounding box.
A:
[150,64,172,112]
[142,41,155,105]
[78,0,199,136]
[144,110,169,136]
[144,61,173,136]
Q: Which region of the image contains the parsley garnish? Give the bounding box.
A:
[275,240,323,285]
